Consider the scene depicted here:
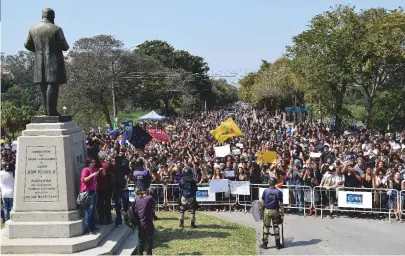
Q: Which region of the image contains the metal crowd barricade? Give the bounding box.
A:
[237,183,268,212]
[312,186,399,221]
[196,183,236,210]
[165,183,236,211]
[149,184,166,211]
[400,190,405,215]
[280,185,313,217]
[164,184,180,210]
[238,184,312,217]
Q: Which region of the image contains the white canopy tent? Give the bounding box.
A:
[137,110,166,121]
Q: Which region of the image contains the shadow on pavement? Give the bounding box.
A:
[286,238,322,248]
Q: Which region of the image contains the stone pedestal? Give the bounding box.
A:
[0,118,88,253]
[1,118,133,255]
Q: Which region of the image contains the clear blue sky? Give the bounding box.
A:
[1,0,403,83]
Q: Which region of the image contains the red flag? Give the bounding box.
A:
[148,128,169,142]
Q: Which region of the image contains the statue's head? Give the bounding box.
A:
[42,8,55,23]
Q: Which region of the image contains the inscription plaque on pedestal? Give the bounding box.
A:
[24,146,59,202]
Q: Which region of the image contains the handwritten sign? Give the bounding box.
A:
[229,181,250,195]
[209,179,229,193]
[24,146,59,202]
[214,144,231,158]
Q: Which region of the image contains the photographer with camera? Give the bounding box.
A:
[0,157,15,222]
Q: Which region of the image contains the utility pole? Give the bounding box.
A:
[111,62,117,121]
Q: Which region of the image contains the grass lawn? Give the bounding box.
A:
[152,212,256,255]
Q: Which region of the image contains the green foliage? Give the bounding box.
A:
[347,7,405,127]
[135,40,213,112]
[237,58,305,112]
[211,78,238,107]
[1,101,35,137]
[234,4,405,131]
[1,51,40,133]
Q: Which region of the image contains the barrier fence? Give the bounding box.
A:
[401,190,405,215]
[122,183,404,221]
[313,186,400,221]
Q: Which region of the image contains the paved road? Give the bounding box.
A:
[205,212,404,255]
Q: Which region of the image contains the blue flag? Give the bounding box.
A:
[120,130,128,145]
[129,125,152,149]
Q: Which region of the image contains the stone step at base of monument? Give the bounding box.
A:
[0,222,114,254]
[5,219,84,239]
[74,225,133,255]
[115,229,139,255]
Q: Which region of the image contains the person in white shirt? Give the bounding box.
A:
[0,157,15,222]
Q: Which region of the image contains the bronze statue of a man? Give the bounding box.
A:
[24,8,69,116]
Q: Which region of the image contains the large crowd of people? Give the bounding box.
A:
[2,105,405,225]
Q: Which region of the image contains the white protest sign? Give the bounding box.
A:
[230,181,250,195]
[215,144,231,158]
[236,143,244,148]
[310,152,322,158]
[209,179,229,193]
[259,187,290,205]
[232,148,241,155]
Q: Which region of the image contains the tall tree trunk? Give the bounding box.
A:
[164,97,169,116]
[101,104,112,128]
[365,98,373,128]
[334,89,345,134]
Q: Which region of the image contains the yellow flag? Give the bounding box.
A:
[257,151,277,164]
[210,118,243,143]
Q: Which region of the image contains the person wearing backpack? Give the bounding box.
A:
[110,156,130,227]
[132,188,156,255]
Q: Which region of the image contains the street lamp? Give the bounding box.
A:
[62,106,68,116]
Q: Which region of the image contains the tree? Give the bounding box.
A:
[348,8,405,127]
[238,58,305,114]
[135,40,212,111]
[1,51,42,112]
[238,72,258,104]
[1,101,35,138]
[211,78,238,107]
[287,5,362,131]
[61,35,156,126]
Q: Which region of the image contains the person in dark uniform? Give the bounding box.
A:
[260,177,284,249]
[132,158,159,220]
[178,165,198,228]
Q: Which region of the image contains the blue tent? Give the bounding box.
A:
[137,110,165,121]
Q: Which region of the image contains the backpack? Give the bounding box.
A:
[124,201,140,233]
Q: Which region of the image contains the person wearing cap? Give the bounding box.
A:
[178,165,198,228]
[260,177,284,249]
